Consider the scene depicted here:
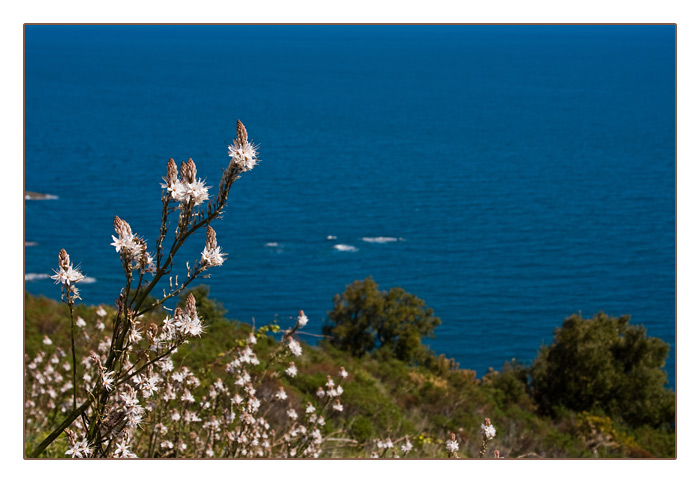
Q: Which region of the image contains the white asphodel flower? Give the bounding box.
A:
[481,419,496,440]
[51,266,86,285]
[201,246,225,267]
[446,433,459,454]
[172,178,210,207]
[101,370,115,392]
[446,439,459,453]
[228,120,259,172]
[297,310,308,328]
[200,225,226,267]
[228,140,259,172]
[287,338,302,357]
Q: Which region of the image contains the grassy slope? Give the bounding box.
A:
[23,291,674,458]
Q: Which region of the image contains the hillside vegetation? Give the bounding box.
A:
[24,283,675,458]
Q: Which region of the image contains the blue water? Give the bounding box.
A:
[24,25,676,386]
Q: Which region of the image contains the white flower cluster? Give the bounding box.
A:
[286,337,303,357]
[50,249,85,300]
[161,158,210,208]
[296,310,308,328]
[65,437,92,458]
[200,225,226,268]
[446,433,459,455]
[26,307,352,459]
[158,294,206,342]
[110,216,155,274]
[228,120,259,172]
[481,418,496,440]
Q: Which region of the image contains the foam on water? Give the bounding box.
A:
[25,273,98,284]
[25,273,50,281]
[362,237,399,243]
[333,244,358,252]
[25,193,58,200]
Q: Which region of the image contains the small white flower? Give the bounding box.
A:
[51,266,85,286]
[446,439,459,454]
[200,246,226,267]
[114,441,137,458]
[176,314,204,338]
[332,400,343,412]
[285,362,298,378]
[65,440,91,458]
[228,140,259,172]
[287,338,302,357]
[75,316,86,328]
[128,327,143,344]
[481,421,496,440]
[297,310,308,328]
[101,370,115,391]
[287,409,298,420]
[96,305,107,318]
[42,335,52,346]
[275,387,288,401]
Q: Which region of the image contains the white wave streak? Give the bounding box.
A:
[25,273,97,284]
[25,273,50,281]
[264,242,279,247]
[24,193,58,200]
[361,237,398,243]
[333,244,358,252]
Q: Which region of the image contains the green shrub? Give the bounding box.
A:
[323,277,441,363]
[531,312,674,429]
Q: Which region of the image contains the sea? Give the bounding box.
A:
[24,25,676,387]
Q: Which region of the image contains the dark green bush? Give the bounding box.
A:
[531,312,674,429]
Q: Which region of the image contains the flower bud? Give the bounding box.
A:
[237,119,247,144]
[166,158,178,185]
[58,249,71,271]
[114,216,133,240]
[205,226,217,252]
[185,159,197,184]
[186,293,197,319]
